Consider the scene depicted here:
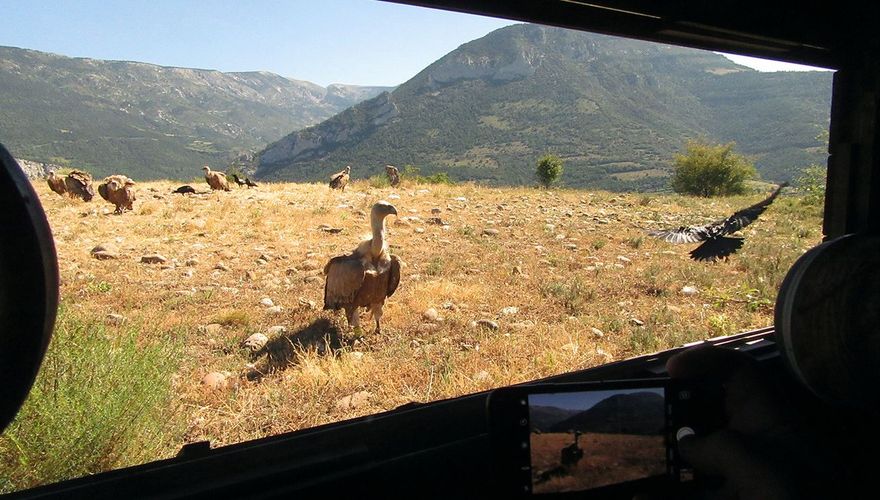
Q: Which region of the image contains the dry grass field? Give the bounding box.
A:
[1,176,823,491]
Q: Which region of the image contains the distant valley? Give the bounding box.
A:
[0,46,390,179]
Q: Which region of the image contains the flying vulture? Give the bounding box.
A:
[202,166,230,191]
[172,185,197,195]
[97,175,136,214]
[324,201,401,333]
[64,170,95,201]
[329,166,351,191]
[46,171,67,196]
[245,177,258,188]
[231,174,247,187]
[385,165,400,187]
[648,183,788,262]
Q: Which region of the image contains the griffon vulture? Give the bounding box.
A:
[46,171,67,196]
[324,201,400,333]
[648,183,788,261]
[385,165,400,187]
[97,175,136,214]
[202,166,230,191]
[329,166,351,191]
[64,170,95,201]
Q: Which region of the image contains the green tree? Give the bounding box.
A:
[796,164,826,206]
[671,141,756,196]
[536,154,564,187]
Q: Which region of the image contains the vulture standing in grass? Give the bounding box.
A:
[385,165,400,187]
[97,175,136,214]
[324,201,401,333]
[46,171,67,196]
[648,183,788,261]
[202,165,230,191]
[64,170,95,201]
[329,166,351,191]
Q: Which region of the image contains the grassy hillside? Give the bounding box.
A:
[257,25,832,190]
[1,178,823,492]
[0,46,391,179]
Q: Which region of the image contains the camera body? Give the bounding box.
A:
[487,378,724,497]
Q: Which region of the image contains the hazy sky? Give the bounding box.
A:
[1,0,827,87]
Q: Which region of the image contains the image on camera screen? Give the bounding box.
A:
[527,387,667,494]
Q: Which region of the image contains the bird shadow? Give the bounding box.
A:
[248,318,352,380]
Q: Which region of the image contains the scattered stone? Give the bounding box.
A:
[298,297,317,310]
[617,255,632,264]
[214,262,229,271]
[564,243,578,250]
[500,306,519,315]
[92,250,118,260]
[260,297,275,307]
[241,333,269,352]
[512,265,523,275]
[418,323,440,333]
[200,323,223,335]
[631,318,645,326]
[336,390,372,410]
[319,225,343,234]
[422,308,440,322]
[266,306,283,314]
[266,325,287,336]
[304,276,322,284]
[414,227,425,234]
[562,342,579,353]
[590,327,605,337]
[201,372,227,390]
[475,319,499,331]
[185,258,199,266]
[300,259,321,271]
[431,207,442,214]
[681,286,698,296]
[482,228,499,236]
[105,313,126,326]
[140,254,167,264]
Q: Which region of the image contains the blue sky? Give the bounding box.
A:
[1,0,826,87]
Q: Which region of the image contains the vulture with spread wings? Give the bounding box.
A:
[648,183,788,261]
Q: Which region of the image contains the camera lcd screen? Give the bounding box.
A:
[527,387,667,494]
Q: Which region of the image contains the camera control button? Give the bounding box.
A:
[676,427,695,441]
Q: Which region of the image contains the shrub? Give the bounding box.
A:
[671,141,756,196]
[796,164,826,206]
[536,154,564,187]
[401,165,454,185]
[0,309,182,493]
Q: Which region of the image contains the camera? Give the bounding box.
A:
[486,378,724,497]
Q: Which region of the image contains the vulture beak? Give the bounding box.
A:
[389,205,398,216]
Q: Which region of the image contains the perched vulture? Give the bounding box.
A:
[231,174,247,187]
[648,183,789,261]
[46,171,67,196]
[172,185,197,195]
[324,201,400,333]
[244,177,259,188]
[329,166,351,191]
[64,170,95,201]
[202,166,230,191]
[97,175,136,214]
[385,165,400,187]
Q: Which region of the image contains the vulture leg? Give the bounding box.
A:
[371,304,383,334]
[345,305,360,329]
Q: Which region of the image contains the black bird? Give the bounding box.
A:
[231,174,247,187]
[648,183,788,262]
[244,177,258,188]
[172,185,197,195]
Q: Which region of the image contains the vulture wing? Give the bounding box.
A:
[47,176,67,195]
[64,171,95,201]
[323,255,366,310]
[386,255,401,297]
[97,182,110,202]
[648,225,712,244]
[715,182,788,237]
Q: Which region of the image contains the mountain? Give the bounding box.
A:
[255,24,832,190]
[547,392,665,435]
[0,46,391,179]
